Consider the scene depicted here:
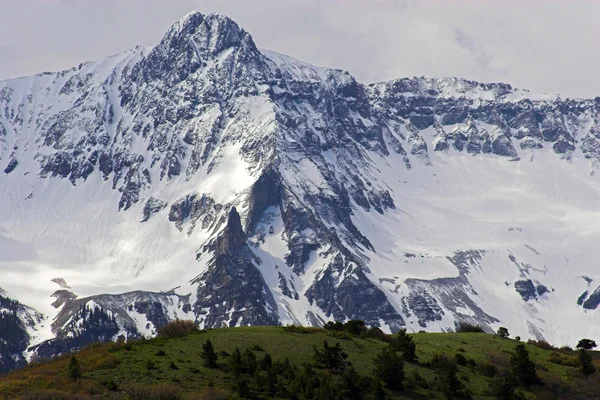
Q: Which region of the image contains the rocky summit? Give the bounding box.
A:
[2,11,600,371]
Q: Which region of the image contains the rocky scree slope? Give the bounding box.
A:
[2,12,600,366]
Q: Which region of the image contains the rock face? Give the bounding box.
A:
[0,289,44,372]
[3,11,600,369]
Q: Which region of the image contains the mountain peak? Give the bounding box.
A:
[130,11,260,85]
[160,11,255,57]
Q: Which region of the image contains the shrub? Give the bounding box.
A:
[479,362,498,378]
[344,320,367,336]
[367,327,390,342]
[251,344,265,352]
[94,354,121,370]
[157,320,197,338]
[455,322,485,333]
[146,360,157,370]
[155,350,167,356]
[105,379,118,391]
[125,384,182,400]
[527,339,554,351]
[454,353,467,366]
[326,330,352,340]
[283,325,322,334]
[323,321,345,331]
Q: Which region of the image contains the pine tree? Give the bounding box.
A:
[313,340,351,371]
[242,348,258,375]
[510,344,539,388]
[489,373,525,400]
[577,338,597,351]
[497,327,510,339]
[373,346,404,390]
[436,360,464,400]
[260,353,273,371]
[393,329,417,362]
[67,356,82,380]
[200,339,219,368]
[578,348,596,376]
[229,347,243,376]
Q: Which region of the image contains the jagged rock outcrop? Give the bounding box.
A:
[2,12,600,370]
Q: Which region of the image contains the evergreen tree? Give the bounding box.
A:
[242,348,258,375]
[229,347,243,376]
[200,338,219,368]
[578,348,596,376]
[436,360,464,400]
[510,344,539,388]
[497,327,510,339]
[370,379,387,400]
[489,373,526,400]
[314,371,337,400]
[393,329,417,362]
[260,352,273,371]
[338,366,365,400]
[233,375,253,399]
[577,338,597,351]
[313,340,351,371]
[373,346,404,390]
[67,356,82,380]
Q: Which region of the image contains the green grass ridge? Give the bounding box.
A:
[1,325,598,399]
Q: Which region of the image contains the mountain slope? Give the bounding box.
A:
[2,11,600,367]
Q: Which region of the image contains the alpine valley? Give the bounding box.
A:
[2,12,600,372]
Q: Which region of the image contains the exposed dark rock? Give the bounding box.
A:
[433,137,450,151]
[194,251,278,327]
[216,207,246,255]
[3,158,17,174]
[582,286,600,310]
[168,193,223,233]
[410,114,433,129]
[246,168,282,234]
[553,136,576,154]
[514,279,537,301]
[306,254,404,331]
[492,135,518,158]
[141,197,167,222]
[536,284,549,296]
[520,137,544,150]
[577,290,588,306]
[406,290,444,328]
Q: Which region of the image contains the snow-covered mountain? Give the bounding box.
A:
[2,11,600,369]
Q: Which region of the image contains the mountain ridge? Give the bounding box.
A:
[2,11,600,371]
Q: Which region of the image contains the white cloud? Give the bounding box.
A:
[0,0,598,98]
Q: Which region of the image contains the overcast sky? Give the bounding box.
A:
[1,0,599,98]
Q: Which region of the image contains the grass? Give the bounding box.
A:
[0,326,597,399]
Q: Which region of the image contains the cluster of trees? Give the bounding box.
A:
[63,318,599,399]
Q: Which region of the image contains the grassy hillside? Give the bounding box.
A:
[1,324,599,399]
